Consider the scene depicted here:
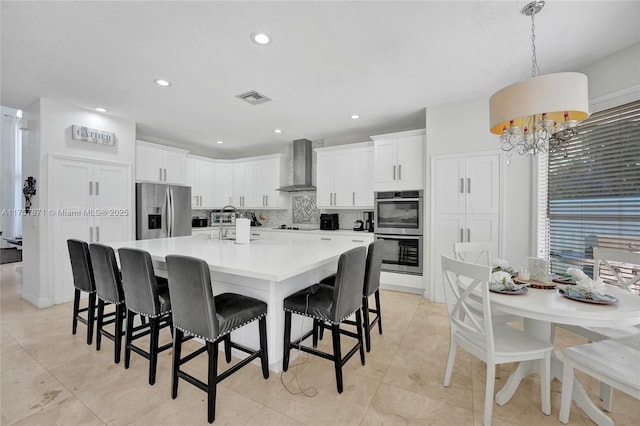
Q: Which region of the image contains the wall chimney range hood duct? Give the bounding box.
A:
[277,139,316,192]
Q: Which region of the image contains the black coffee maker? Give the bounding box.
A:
[363,211,374,233]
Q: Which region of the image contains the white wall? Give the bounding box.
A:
[581,43,640,101]
[21,98,136,307]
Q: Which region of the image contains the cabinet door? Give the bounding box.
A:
[465,155,500,216]
[431,214,466,303]
[374,140,397,184]
[255,158,283,208]
[351,148,374,207]
[433,157,466,215]
[316,152,334,208]
[232,163,245,207]
[136,144,163,182]
[198,160,215,208]
[93,163,132,245]
[396,135,423,189]
[467,214,500,254]
[185,158,199,207]
[213,163,233,208]
[162,150,186,184]
[332,152,351,207]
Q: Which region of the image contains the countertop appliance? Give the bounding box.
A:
[192,217,208,227]
[353,220,364,231]
[320,213,339,230]
[364,211,374,233]
[136,182,191,240]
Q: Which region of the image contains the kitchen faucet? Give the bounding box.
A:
[219,205,237,240]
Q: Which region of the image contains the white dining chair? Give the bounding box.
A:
[454,241,493,265]
[441,255,552,426]
[559,338,640,426]
[555,247,640,411]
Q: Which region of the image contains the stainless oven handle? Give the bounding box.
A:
[376,234,421,240]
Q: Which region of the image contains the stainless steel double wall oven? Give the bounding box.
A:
[374,190,423,275]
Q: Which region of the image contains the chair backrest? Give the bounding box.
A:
[593,247,640,292]
[441,255,495,354]
[118,248,162,316]
[67,239,95,293]
[90,243,125,304]
[453,242,492,266]
[166,255,218,341]
[363,241,385,297]
[331,246,367,322]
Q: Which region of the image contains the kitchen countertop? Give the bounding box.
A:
[192,226,375,238]
[109,235,366,281]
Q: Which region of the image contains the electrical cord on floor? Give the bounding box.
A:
[280,291,318,397]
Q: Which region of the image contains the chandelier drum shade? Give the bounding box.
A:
[489,1,590,156]
[489,72,589,135]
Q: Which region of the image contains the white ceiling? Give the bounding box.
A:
[2,1,639,158]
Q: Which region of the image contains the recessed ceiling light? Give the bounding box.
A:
[350,114,360,120]
[274,129,282,134]
[154,79,171,87]
[216,140,224,144]
[95,107,107,113]
[250,32,271,45]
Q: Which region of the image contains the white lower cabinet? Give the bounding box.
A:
[49,156,132,304]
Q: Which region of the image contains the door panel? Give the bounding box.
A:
[434,157,465,215]
[466,155,500,216]
[351,148,374,207]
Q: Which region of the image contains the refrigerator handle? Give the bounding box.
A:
[170,188,176,237]
[166,187,173,237]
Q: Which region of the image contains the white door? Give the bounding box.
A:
[396,135,423,188]
[213,163,233,207]
[351,148,374,207]
[331,152,351,207]
[93,163,132,245]
[374,140,397,184]
[255,158,281,208]
[433,157,465,215]
[431,214,466,303]
[162,150,186,184]
[316,153,334,208]
[198,160,215,208]
[465,155,500,216]
[185,158,199,207]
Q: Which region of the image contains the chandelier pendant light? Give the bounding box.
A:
[489,1,589,156]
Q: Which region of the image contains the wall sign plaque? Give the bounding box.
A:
[72,125,115,145]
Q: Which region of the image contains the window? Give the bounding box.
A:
[538,100,640,292]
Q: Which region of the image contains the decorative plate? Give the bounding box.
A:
[489,285,528,295]
[558,288,618,305]
[552,278,576,285]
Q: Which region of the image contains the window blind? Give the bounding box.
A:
[546,100,640,292]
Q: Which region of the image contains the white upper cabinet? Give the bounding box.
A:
[253,156,286,208]
[135,141,188,184]
[371,129,425,191]
[232,161,256,208]
[315,142,374,209]
[213,161,233,207]
[186,155,215,209]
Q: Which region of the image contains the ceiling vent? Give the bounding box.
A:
[235,90,272,105]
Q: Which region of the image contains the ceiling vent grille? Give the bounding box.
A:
[235,90,272,105]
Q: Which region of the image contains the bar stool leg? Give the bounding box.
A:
[207,341,220,423]
[171,328,184,399]
[356,309,365,366]
[331,324,343,393]
[87,292,96,345]
[72,289,81,335]
[282,311,292,371]
[224,334,232,363]
[96,299,105,351]
[375,290,383,334]
[114,304,124,364]
[149,317,160,385]
[124,309,134,369]
[362,296,371,352]
[258,316,269,379]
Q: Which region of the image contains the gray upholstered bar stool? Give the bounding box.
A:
[318,241,384,352]
[283,246,367,393]
[67,239,97,345]
[165,255,269,424]
[118,247,173,385]
[89,243,128,364]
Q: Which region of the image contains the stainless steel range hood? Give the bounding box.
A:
[277,139,316,192]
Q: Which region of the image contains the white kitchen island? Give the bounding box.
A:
[108,235,368,372]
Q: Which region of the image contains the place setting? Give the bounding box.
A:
[556,268,619,305]
[489,259,528,295]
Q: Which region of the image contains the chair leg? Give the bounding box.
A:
[258,316,269,379]
[362,296,371,353]
[443,336,457,386]
[282,311,292,372]
[600,382,614,412]
[149,317,160,385]
[374,290,382,335]
[207,341,219,423]
[331,324,343,393]
[171,327,184,399]
[484,364,496,426]
[96,299,105,351]
[224,334,232,363]
[87,292,96,345]
[540,354,551,415]
[312,319,319,348]
[355,309,365,366]
[114,304,124,364]
[72,289,81,335]
[124,309,134,369]
[559,359,575,424]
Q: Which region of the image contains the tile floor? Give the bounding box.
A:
[1,261,637,425]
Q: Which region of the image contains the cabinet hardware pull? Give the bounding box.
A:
[393,165,396,180]
[460,228,464,243]
[266,195,268,206]
[90,227,93,243]
[321,237,331,241]
[89,181,93,195]
[467,228,471,242]
[164,168,167,181]
[159,168,163,181]
[96,226,100,242]
[399,164,402,180]
[353,192,355,205]
[460,178,464,193]
[352,239,364,243]
[467,178,471,193]
[95,182,99,196]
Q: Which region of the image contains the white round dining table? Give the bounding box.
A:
[490,285,640,425]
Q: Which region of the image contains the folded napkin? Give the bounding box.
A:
[491,258,517,276]
[566,268,606,295]
[490,271,525,291]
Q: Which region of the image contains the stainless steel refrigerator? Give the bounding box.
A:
[136,182,192,240]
